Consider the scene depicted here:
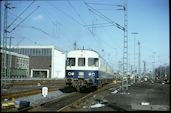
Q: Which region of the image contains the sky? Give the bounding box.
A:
[0,0,170,72]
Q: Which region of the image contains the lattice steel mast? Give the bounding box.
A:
[1,0,8,87]
[121,0,128,91]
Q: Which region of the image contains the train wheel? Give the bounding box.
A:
[91,86,97,91]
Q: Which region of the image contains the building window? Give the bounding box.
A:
[42,48,44,56]
[45,48,47,56]
[78,58,85,66]
[33,49,36,56]
[47,49,49,56]
[32,70,48,78]
[49,49,52,56]
[31,48,33,56]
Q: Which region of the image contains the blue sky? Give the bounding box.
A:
[1,0,169,72]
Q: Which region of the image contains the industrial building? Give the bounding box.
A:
[0,49,29,78]
[11,45,66,79]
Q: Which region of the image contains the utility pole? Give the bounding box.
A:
[143,61,146,77]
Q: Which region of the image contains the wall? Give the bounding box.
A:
[29,56,51,78]
[52,49,66,79]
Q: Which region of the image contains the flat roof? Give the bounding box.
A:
[10,45,65,53]
[0,49,29,58]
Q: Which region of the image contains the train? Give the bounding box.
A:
[65,49,115,91]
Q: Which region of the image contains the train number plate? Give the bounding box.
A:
[78,72,84,78]
[78,75,84,78]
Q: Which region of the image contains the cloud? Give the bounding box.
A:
[33,14,43,21]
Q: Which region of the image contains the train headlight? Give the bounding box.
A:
[88,72,95,76]
[92,72,95,76]
[68,72,71,75]
[68,72,74,76]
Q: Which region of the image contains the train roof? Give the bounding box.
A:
[67,49,114,72]
[67,49,99,58]
[67,49,108,61]
[68,49,111,63]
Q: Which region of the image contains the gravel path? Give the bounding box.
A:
[1,84,63,94]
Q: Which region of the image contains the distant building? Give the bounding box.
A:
[0,49,29,78]
[11,45,66,79]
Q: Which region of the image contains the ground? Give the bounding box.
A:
[75,80,170,111]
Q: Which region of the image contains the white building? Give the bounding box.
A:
[11,45,66,79]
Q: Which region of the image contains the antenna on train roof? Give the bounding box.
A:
[74,40,77,50]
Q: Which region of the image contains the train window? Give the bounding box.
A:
[67,58,75,66]
[78,58,85,66]
[88,58,99,67]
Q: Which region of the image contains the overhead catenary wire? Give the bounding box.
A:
[81,0,119,52]
[84,22,113,28]
[81,0,99,36]
[7,0,35,29]
[67,0,86,25]
[84,22,112,26]
[14,34,35,46]
[16,25,57,41]
[47,1,93,48]
[83,2,125,31]
[39,3,62,39]
[85,2,121,6]
[47,1,83,26]
[87,25,114,29]
[8,6,40,33]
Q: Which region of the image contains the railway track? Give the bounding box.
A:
[18,92,80,112]
[1,86,63,101]
[59,83,120,112]
[23,83,120,112]
[6,80,65,86]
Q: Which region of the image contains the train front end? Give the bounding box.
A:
[65,50,100,91]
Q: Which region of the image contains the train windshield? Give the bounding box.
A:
[67,58,75,66]
[88,58,99,67]
[78,58,85,66]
